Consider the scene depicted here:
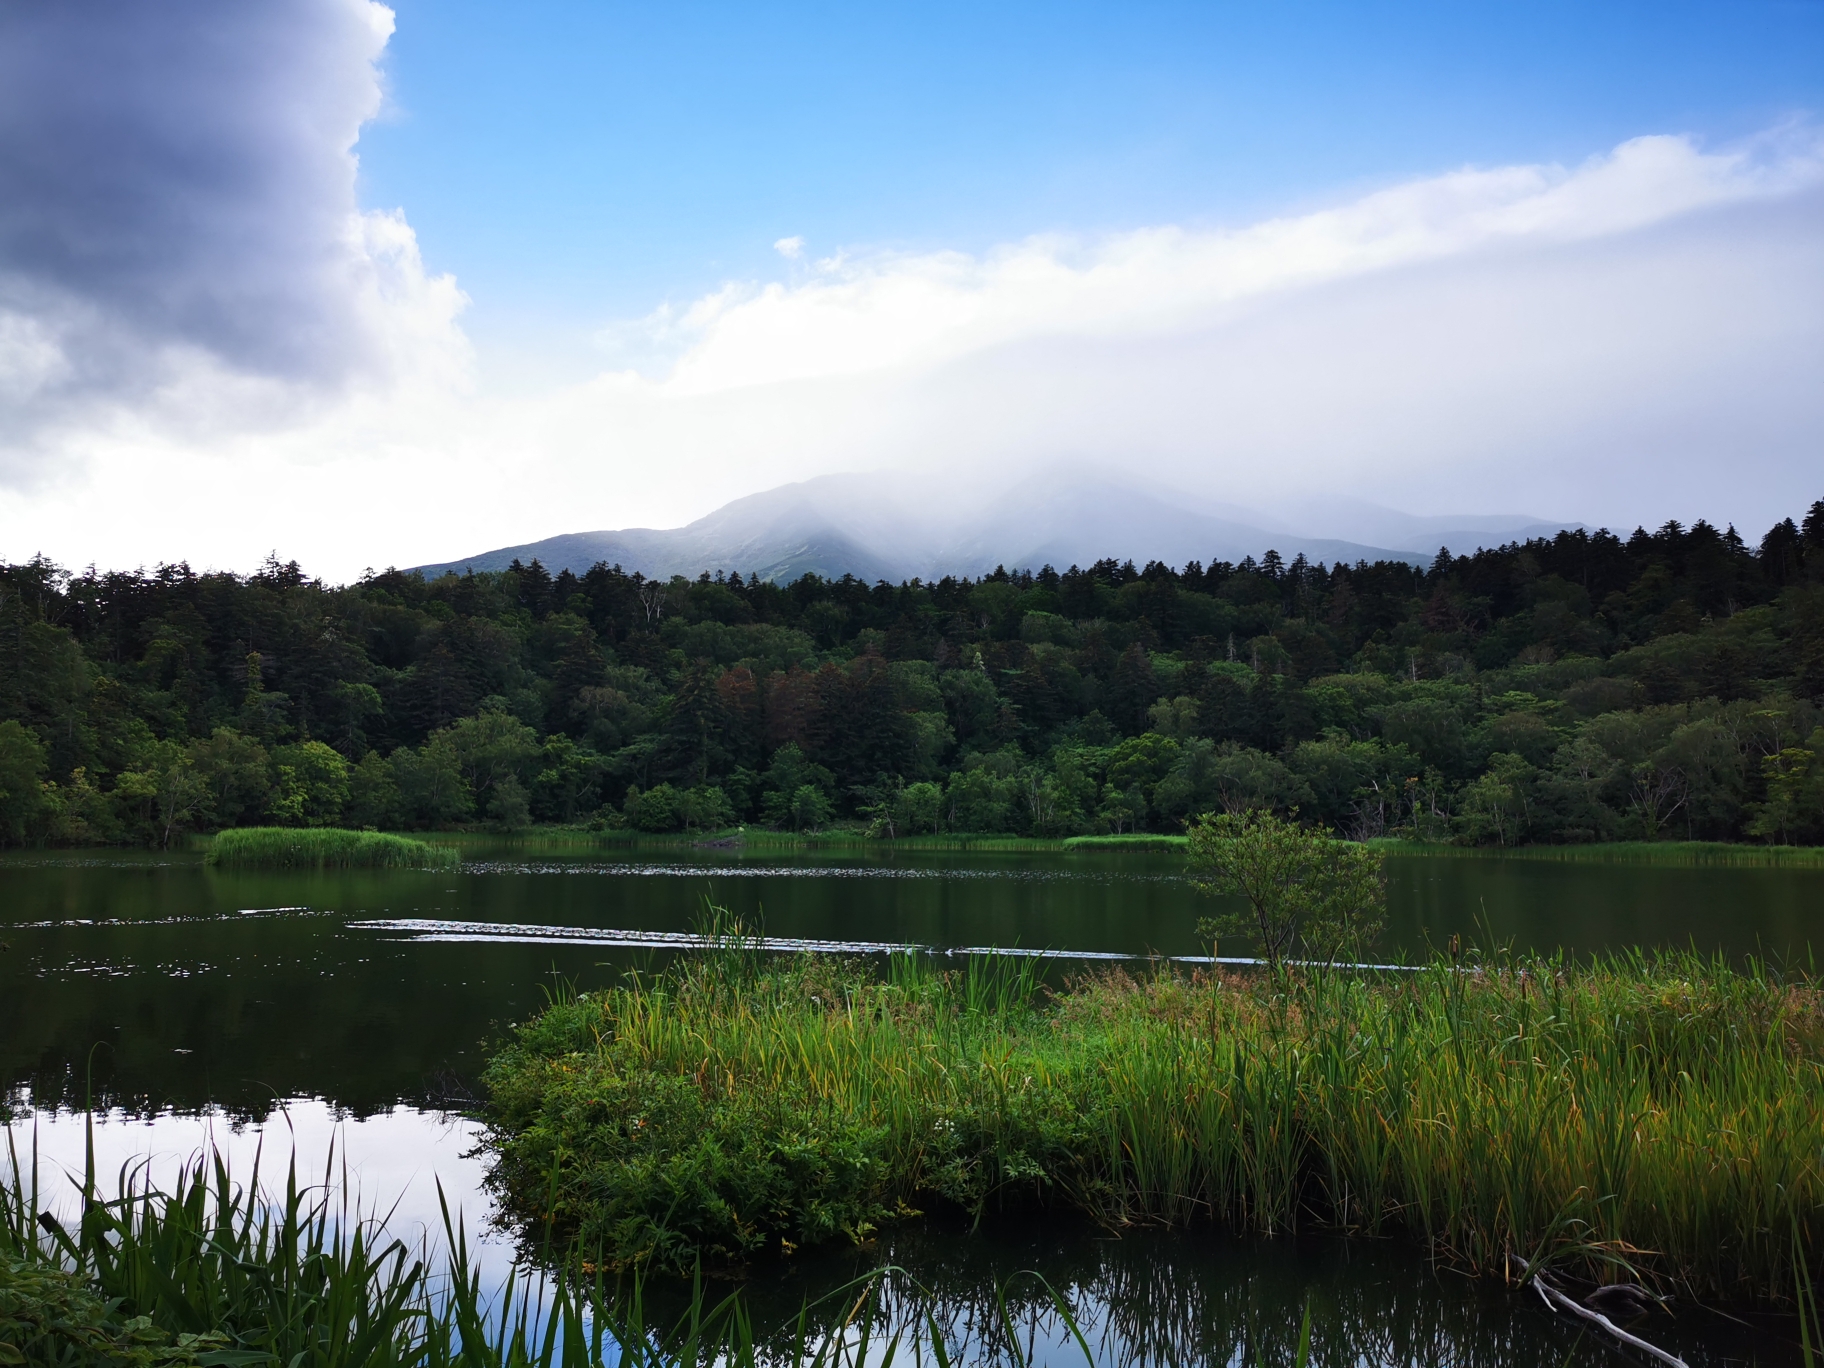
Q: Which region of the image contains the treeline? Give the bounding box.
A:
[1,501,1822,848]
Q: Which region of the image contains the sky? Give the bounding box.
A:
[0,0,1820,579]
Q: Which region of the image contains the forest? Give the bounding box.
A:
[1,500,1821,848]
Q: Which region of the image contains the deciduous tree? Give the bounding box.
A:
[1187,810,1385,968]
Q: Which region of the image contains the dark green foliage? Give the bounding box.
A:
[0,720,48,843]
[506,1063,899,1270]
[0,1254,226,1368]
[3,501,1824,847]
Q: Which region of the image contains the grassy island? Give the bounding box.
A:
[484,944,1823,1300]
[207,826,459,870]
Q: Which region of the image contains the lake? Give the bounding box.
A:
[4,842,1819,1364]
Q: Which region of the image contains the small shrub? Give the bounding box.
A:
[628,783,682,832]
[1187,809,1384,966]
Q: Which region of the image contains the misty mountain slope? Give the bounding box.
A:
[940,477,1434,577]
[1261,494,1583,554]
[410,472,1575,582]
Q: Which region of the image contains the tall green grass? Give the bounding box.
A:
[1058,834,1186,852]
[207,827,459,871]
[485,938,1824,1301]
[0,1129,1119,1368]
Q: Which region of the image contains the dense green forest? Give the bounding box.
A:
[2,499,1822,848]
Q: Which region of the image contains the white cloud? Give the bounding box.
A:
[0,89,1819,579]
[773,236,806,259]
[653,131,1822,394]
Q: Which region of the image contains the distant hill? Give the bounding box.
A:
[410,472,1579,583]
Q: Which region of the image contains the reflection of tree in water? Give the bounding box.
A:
[657,1222,1763,1367]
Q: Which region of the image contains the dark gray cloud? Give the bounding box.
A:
[0,0,412,460]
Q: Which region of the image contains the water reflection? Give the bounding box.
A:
[4,1100,514,1283]
[3,847,1820,1117]
[5,1100,1804,1365]
[638,1213,1794,1367]
[3,845,1819,1363]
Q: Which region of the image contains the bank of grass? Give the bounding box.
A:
[1059,833,1186,851]
[1369,838,1824,867]
[437,827,1186,855]
[206,826,459,871]
[439,827,1108,854]
[484,940,1824,1301]
[377,826,1822,864]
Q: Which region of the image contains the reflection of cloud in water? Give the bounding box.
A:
[5,1099,512,1285]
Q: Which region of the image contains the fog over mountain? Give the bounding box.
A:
[411,472,1579,583]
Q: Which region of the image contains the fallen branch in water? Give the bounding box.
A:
[1531,1276,1688,1368]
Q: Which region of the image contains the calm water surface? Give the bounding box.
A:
[4,844,1819,1364]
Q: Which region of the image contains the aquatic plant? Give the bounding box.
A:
[1059,834,1187,852]
[206,826,459,871]
[484,938,1824,1300]
[0,1130,1123,1368]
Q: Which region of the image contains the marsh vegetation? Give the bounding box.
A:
[206,826,458,870]
[6,828,1822,1363]
[484,934,1822,1302]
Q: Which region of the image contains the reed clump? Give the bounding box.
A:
[484,942,1824,1300]
[207,827,459,871]
[1059,834,1187,852]
[3,1142,470,1368]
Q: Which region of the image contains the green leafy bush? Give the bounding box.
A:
[0,1255,228,1368]
[1186,809,1386,966]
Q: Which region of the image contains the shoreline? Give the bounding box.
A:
[394,827,1824,867]
[8,828,1824,868]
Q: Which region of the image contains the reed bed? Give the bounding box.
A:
[1058,834,1187,852]
[207,827,459,871]
[484,940,1824,1302]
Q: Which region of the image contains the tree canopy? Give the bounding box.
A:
[1,500,1822,846]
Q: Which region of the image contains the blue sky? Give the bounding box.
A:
[0,0,1820,575]
[358,0,1824,367]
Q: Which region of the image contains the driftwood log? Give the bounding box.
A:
[1529,1277,1688,1368]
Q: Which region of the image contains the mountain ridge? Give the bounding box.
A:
[409,473,1580,583]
